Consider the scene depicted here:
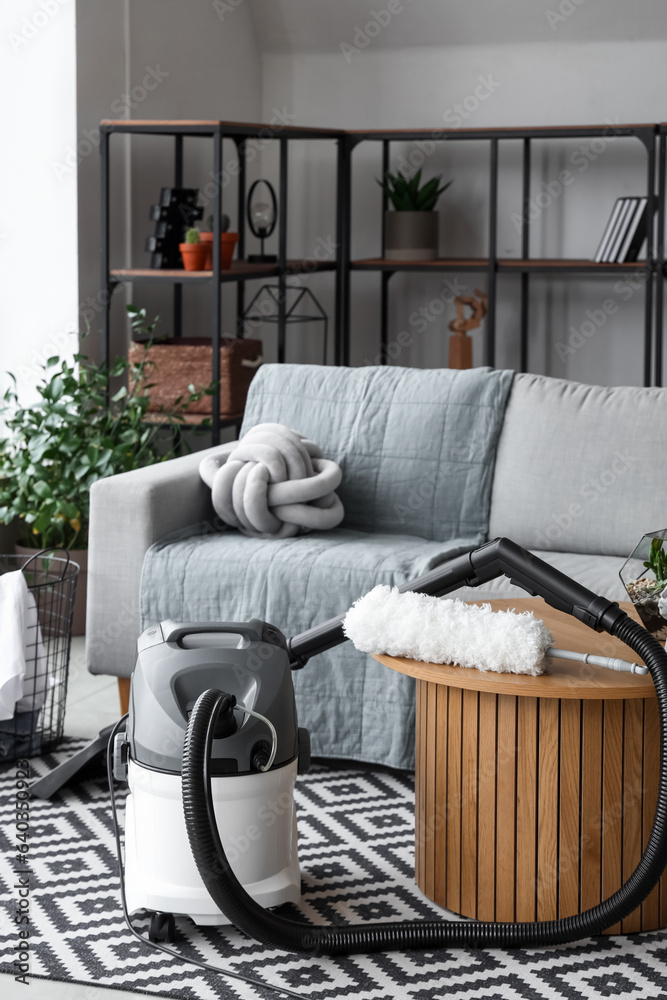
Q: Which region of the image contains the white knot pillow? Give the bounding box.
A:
[199,422,344,539]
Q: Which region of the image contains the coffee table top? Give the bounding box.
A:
[372,599,656,700]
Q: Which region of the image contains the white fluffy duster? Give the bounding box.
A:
[343,586,554,676]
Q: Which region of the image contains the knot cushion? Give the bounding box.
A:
[200,423,344,539]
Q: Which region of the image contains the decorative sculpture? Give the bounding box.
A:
[448,289,488,369]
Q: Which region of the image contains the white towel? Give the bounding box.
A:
[0,571,49,720]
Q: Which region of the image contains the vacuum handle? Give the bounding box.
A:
[162,619,265,645]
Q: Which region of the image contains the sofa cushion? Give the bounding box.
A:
[241,364,514,543]
[141,526,478,770]
[489,373,667,557]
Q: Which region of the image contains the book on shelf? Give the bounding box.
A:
[594,198,626,262]
[617,197,649,263]
[594,196,650,263]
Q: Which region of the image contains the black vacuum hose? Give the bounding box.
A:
[182,613,667,955]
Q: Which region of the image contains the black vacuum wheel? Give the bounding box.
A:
[149,911,176,943]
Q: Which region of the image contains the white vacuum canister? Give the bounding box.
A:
[124,757,300,925]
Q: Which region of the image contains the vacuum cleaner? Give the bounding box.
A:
[110,536,667,963]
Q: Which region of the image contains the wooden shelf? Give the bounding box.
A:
[352,257,489,272]
[101,119,344,139]
[498,257,648,273]
[111,259,336,285]
[100,119,654,142]
[351,257,648,274]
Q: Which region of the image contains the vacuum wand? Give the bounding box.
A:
[547,647,647,674]
[287,537,624,668]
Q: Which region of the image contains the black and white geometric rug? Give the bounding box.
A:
[2,739,667,999]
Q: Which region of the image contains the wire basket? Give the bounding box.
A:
[0,550,79,765]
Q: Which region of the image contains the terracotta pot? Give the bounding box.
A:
[384,210,439,261]
[179,242,209,271]
[199,232,239,270]
[15,544,88,637]
[200,232,214,269]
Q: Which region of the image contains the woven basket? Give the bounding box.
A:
[129,338,263,415]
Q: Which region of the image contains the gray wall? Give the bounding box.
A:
[77,0,667,386]
[256,2,667,386]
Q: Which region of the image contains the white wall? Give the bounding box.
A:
[0,0,78,401]
[257,17,667,385]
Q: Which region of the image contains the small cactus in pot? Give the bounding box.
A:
[179,228,208,271]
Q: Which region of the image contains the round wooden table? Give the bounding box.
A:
[373,599,664,934]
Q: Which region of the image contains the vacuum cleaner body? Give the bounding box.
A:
[121,619,303,925]
[110,538,667,958]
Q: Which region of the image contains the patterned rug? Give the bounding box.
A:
[1,739,667,999]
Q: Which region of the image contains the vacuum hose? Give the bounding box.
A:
[182,613,667,955]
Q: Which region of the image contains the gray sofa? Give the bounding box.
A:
[86,364,667,769]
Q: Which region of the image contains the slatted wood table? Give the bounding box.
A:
[373,598,665,934]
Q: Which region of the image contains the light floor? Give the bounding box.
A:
[1,638,173,1000]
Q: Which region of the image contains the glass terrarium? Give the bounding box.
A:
[620,529,667,640]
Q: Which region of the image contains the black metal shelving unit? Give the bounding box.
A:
[99,119,345,444]
[655,123,667,388]
[100,120,663,444]
[341,123,659,385]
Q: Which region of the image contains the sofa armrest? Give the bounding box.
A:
[85,444,234,678]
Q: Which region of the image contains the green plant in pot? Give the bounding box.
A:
[200,212,238,270]
[179,227,209,271]
[620,530,667,640]
[377,168,452,261]
[0,337,214,633]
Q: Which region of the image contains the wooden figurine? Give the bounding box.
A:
[448,289,488,369]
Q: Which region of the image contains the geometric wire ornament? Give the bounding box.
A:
[242,284,328,365]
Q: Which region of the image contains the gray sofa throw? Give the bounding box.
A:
[200,422,344,539]
[142,365,515,769]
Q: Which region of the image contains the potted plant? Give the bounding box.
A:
[0,338,214,634]
[200,213,238,270]
[620,530,667,640]
[179,228,208,271]
[377,168,452,261]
